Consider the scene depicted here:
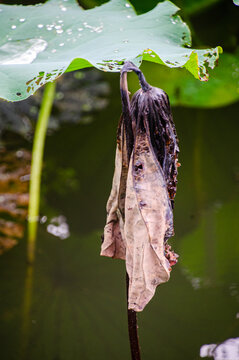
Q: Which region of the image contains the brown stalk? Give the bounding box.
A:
[126,272,141,360]
[101,61,179,359]
[121,63,142,360]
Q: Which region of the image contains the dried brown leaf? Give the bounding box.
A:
[100,121,126,260]
[125,124,174,311]
[101,62,179,311]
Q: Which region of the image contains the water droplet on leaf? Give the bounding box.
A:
[46,24,54,31]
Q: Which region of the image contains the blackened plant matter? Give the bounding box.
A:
[101,60,180,359]
[101,62,179,309]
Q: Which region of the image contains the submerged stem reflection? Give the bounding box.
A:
[21,264,34,358]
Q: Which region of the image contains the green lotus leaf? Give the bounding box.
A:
[128,51,239,108]
[0,0,221,101]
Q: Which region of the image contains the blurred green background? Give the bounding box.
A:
[0,0,239,359]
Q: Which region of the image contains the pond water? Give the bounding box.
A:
[0,69,239,360]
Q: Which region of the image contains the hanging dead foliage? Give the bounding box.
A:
[101,62,179,312]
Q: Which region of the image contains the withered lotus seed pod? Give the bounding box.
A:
[101,61,179,312]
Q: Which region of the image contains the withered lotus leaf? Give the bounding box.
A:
[101,62,179,312]
[101,127,125,260]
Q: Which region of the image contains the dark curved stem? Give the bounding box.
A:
[121,61,151,92]
[120,61,151,163]
[126,273,141,360]
[121,63,143,359]
[120,70,132,130]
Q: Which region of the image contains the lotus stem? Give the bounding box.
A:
[27,81,56,263]
[126,273,141,360]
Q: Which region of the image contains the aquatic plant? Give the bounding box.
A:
[0,0,221,102]
[0,0,223,358]
[101,62,180,357]
[0,0,220,260]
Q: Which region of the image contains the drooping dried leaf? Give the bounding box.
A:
[101,62,179,311]
[100,128,125,259]
[130,87,179,207]
[125,132,172,310]
[100,115,131,260]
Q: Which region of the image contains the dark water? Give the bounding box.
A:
[0,70,239,360]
